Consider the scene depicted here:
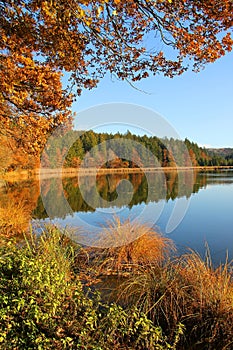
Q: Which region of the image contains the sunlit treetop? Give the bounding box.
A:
[0,0,232,152]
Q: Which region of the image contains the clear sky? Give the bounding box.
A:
[72,50,233,148]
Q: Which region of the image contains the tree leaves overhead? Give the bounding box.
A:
[0,0,233,153]
[1,0,233,91]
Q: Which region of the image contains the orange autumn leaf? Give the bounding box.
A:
[1,0,232,159]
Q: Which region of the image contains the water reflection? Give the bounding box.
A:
[1,170,233,262]
[1,170,233,224]
[35,170,206,219]
[0,179,40,235]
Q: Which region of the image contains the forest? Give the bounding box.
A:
[41,130,233,170]
[2,128,233,173]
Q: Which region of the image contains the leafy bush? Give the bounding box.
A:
[0,227,174,349]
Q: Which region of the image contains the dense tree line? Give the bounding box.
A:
[2,129,232,172]
[41,130,233,169]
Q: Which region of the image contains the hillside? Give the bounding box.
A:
[207,148,233,159]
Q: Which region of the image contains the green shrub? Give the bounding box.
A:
[0,227,174,349]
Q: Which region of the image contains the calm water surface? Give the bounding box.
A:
[1,169,233,264]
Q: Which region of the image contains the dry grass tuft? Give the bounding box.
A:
[177,250,233,348]
[92,217,175,273]
[118,248,233,349]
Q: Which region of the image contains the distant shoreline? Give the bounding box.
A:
[1,165,233,181]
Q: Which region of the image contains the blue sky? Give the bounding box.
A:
[72,50,233,148]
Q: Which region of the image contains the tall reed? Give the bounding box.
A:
[119,249,233,349]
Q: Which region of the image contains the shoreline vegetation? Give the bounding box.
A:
[1,224,233,349]
[1,165,233,181]
[1,168,233,349]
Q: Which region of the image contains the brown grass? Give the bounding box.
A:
[177,250,233,348]
[91,217,175,273]
[117,248,233,349]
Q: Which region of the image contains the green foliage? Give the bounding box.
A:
[0,228,174,349]
[2,226,231,349]
[42,130,230,169]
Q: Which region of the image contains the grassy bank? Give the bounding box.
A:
[1,165,233,181]
[0,228,180,350]
[0,223,232,349]
[80,220,233,349]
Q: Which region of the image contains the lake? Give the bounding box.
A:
[1,169,233,264]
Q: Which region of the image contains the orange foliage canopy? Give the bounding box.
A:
[0,0,233,153]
